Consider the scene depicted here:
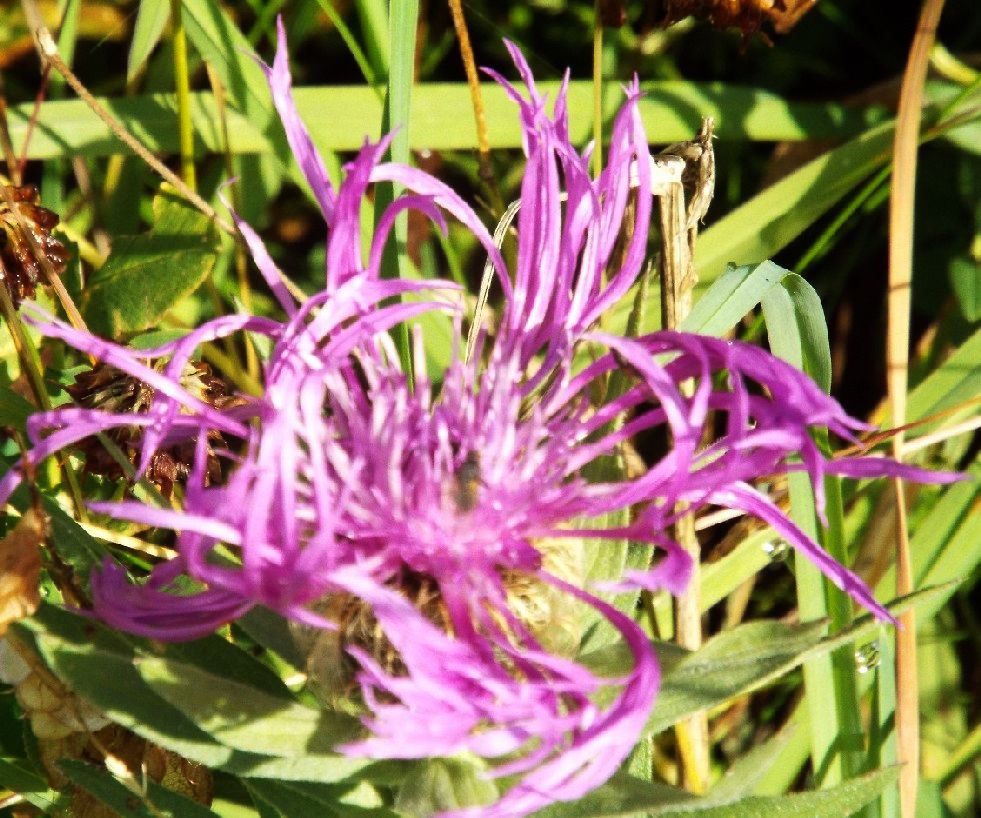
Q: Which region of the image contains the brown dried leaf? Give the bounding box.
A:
[0,509,44,636]
[598,0,628,27]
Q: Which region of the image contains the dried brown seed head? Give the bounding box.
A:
[67,359,239,497]
[0,184,69,307]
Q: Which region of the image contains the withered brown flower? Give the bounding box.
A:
[0,184,69,307]
[652,0,819,37]
[66,359,238,498]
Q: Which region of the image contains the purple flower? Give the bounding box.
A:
[0,22,962,817]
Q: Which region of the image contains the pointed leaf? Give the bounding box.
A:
[127,0,170,83]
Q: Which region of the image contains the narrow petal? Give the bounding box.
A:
[708,483,895,623]
[258,17,335,220]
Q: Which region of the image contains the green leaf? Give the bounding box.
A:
[647,619,828,735]
[643,586,952,737]
[535,775,699,816]
[236,607,307,670]
[761,274,832,393]
[18,606,233,767]
[312,0,380,88]
[697,528,773,613]
[694,122,894,283]
[245,778,396,818]
[41,494,106,577]
[180,0,273,124]
[17,606,379,783]
[8,83,887,161]
[394,758,498,817]
[127,0,171,83]
[161,633,293,699]
[7,486,105,578]
[876,456,981,624]
[0,756,60,811]
[59,758,225,818]
[906,326,981,427]
[0,383,33,435]
[681,260,788,337]
[707,723,799,801]
[58,759,158,817]
[949,256,981,322]
[82,186,219,337]
[136,655,359,757]
[145,778,228,818]
[352,0,390,78]
[689,768,900,818]
[535,767,898,817]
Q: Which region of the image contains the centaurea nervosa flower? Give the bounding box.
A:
[0,22,962,816]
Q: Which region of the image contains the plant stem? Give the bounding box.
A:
[170,0,197,191]
[0,281,86,522]
[887,2,947,816]
[659,161,709,793]
[28,24,231,234]
[447,0,503,216]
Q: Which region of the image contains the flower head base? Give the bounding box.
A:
[0,21,963,817]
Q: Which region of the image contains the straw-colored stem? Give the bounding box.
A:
[887,2,947,816]
[447,0,502,216]
[660,175,709,792]
[0,94,21,183]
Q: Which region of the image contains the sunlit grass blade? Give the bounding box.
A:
[8,82,894,160]
[373,0,418,382]
[127,0,170,83]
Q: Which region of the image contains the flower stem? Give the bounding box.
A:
[376,0,420,387]
[206,65,260,383]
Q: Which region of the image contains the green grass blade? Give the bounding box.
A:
[8,83,892,160]
[373,0,419,382]
[353,0,390,78]
[127,0,171,82]
[695,121,895,282]
[762,275,866,788]
[314,0,381,89]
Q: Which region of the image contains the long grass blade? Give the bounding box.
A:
[374,0,419,383]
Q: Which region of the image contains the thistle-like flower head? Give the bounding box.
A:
[0,21,961,817]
